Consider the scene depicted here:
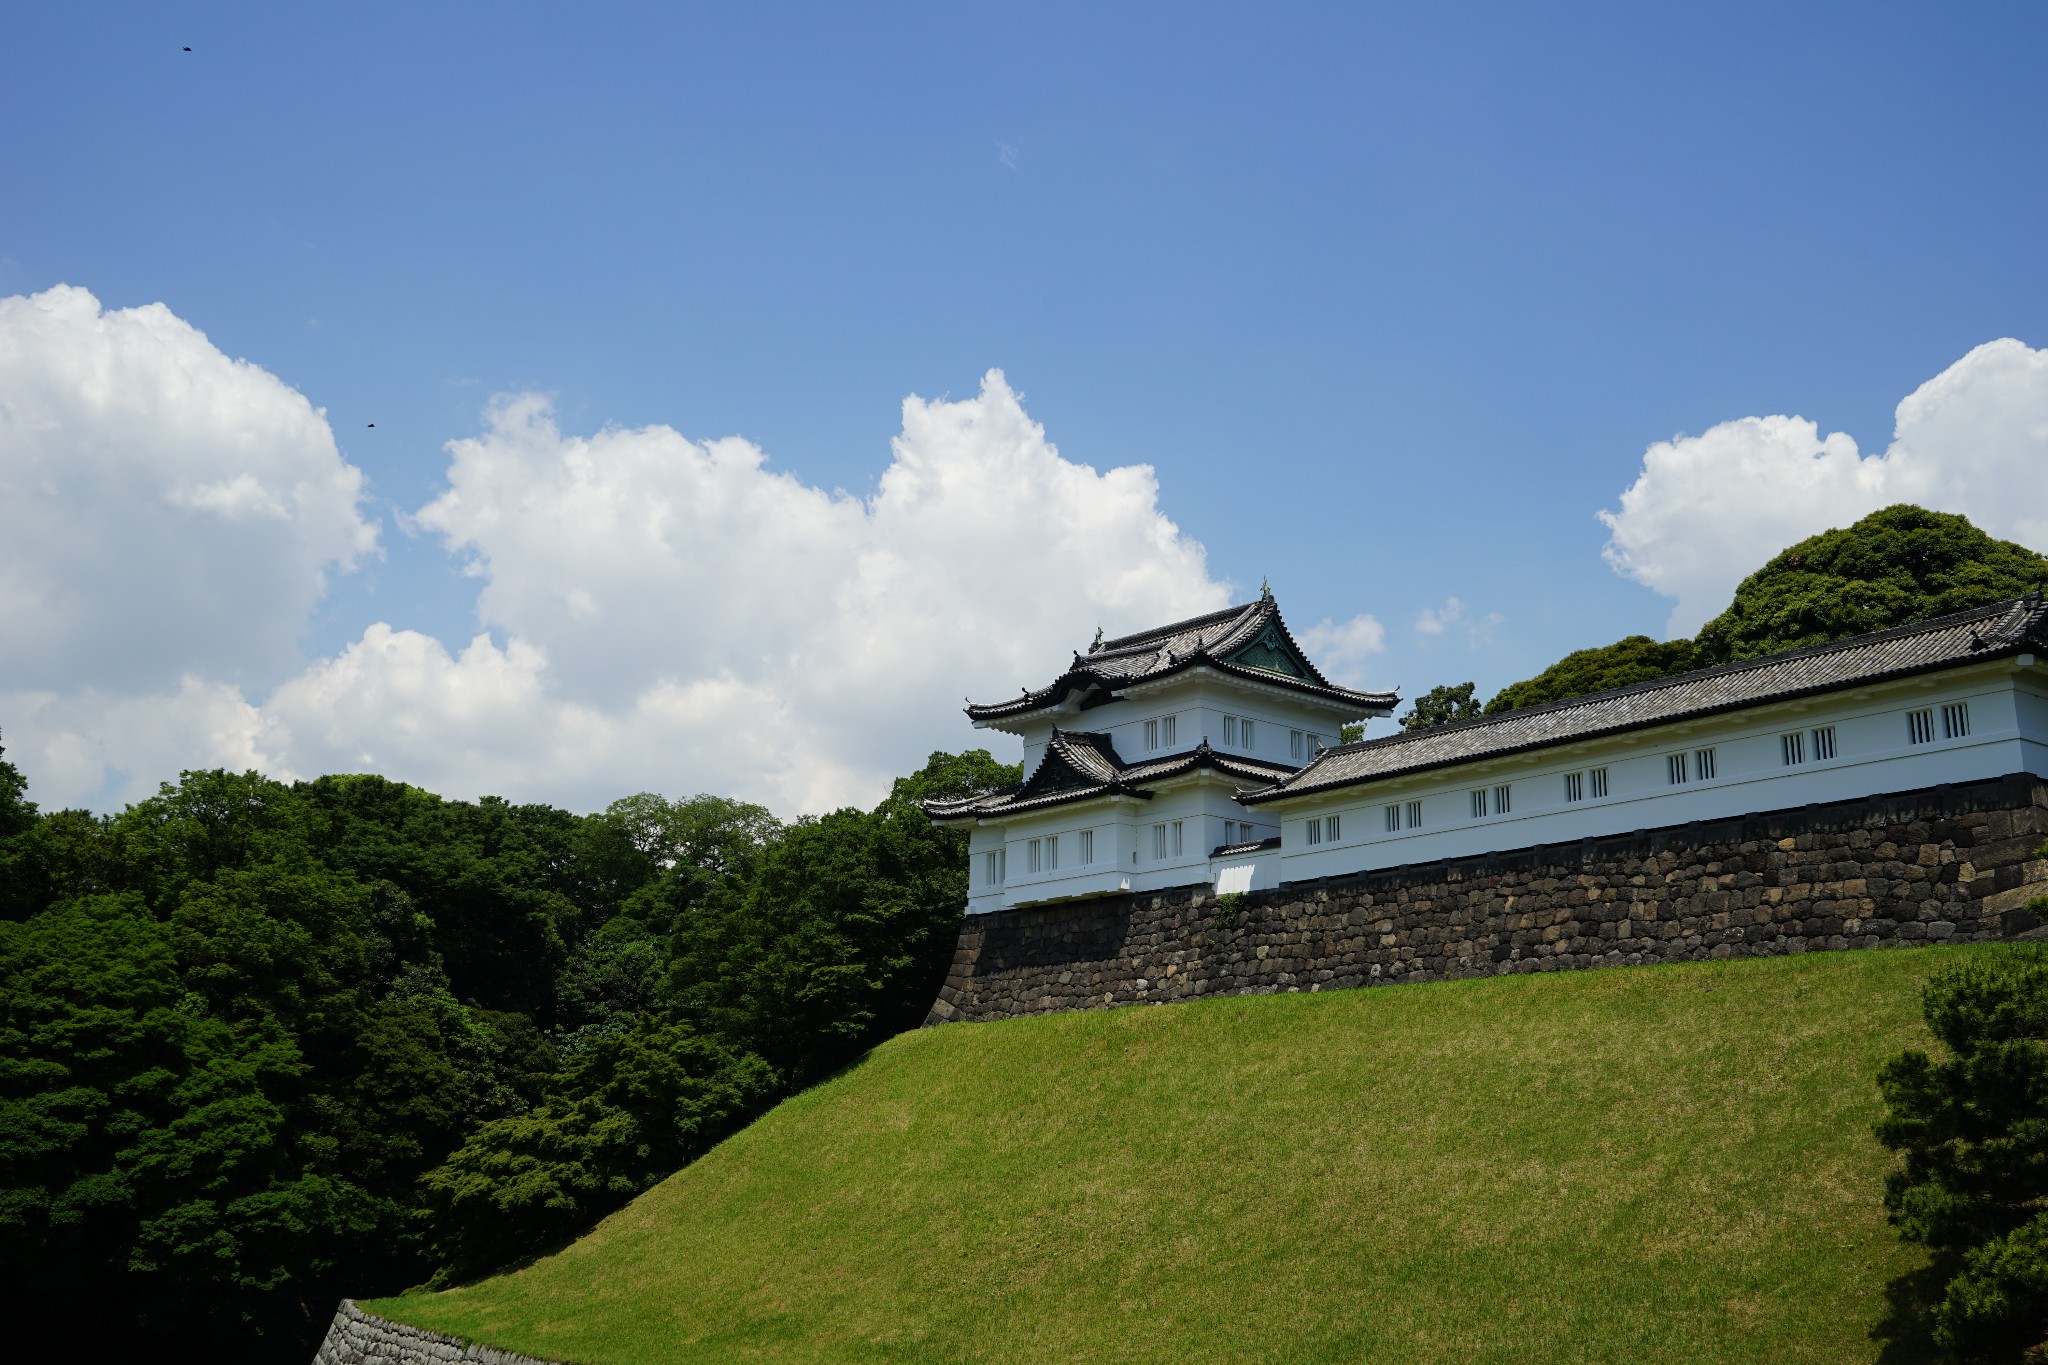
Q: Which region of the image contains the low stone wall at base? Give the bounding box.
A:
[926,773,2048,1025]
[314,1299,567,1365]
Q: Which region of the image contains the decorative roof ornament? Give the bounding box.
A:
[1260,576,1272,599]
[1091,625,1104,652]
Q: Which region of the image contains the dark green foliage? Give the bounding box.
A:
[1399,682,1481,731]
[0,739,55,920]
[1484,636,1698,715]
[0,745,1016,1360]
[667,749,1018,1083]
[1483,506,2048,715]
[1876,944,2048,1361]
[419,1021,774,1280]
[1697,505,2048,666]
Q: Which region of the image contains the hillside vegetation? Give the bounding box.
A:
[374,946,1970,1365]
[0,748,1014,1360]
[1400,506,2048,726]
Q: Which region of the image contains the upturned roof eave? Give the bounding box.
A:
[964,657,1397,725]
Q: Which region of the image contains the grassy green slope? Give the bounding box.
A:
[374,947,1970,1365]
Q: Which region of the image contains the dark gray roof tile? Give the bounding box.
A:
[966,593,1398,722]
[924,732,1297,821]
[1243,594,2048,806]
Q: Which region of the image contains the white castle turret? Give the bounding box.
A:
[923,589,1398,913]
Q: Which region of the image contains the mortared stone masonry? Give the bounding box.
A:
[925,773,2048,1025]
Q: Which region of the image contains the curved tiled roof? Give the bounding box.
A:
[964,592,1399,723]
[1243,593,2048,807]
[924,731,1298,822]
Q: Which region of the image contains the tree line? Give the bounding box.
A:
[0,747,1016,1361]
[1393,505,2048,732]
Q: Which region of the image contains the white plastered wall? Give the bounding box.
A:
[1263,663,2048,884]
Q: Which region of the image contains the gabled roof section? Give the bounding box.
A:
[964,590,1399,724]
[923,731,1298,822]
[1243,594,2048,807]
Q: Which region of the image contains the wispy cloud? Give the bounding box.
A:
[1414,596,1504,646]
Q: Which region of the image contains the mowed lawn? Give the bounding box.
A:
[372,946,1972,1365]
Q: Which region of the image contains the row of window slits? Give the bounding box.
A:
[1142,715,1329,758]
[1381,800,1425,832]
[1468,784,1514,818]
[1909,703,1969,745]
[1038,702,1981,885]
[1780,725,1837,766]
[1666,748,1717,785]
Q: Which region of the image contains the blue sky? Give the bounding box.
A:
[3,2,2045,813]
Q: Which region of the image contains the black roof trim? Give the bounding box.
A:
[965,594,1399,723]
[1210,835,1283,857]
[1242,593,2048,806]
[923,734,1297,822]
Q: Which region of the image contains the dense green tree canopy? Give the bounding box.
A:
[1483,636,1698,715]
[1483,506,2048,715]
[1695,504,2048,665]
[1876,941,2048,1361]
[1398,682,1482,731]
[0,747,1016,1362]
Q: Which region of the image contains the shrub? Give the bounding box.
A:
[1875,943,2048,1361]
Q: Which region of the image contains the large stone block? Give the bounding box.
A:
[926,775,2048,1025]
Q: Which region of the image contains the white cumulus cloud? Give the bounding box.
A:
[2,326,1233,815]
[1298,614,1387,688]
[378,372,1230,811]
[1599,338,2048,636]
[0,285,377,693]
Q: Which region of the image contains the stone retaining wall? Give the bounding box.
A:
[313,1299,566,1365]
[926,772,2048,1025]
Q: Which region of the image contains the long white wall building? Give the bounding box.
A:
[927,592,2048,916]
